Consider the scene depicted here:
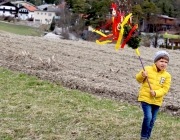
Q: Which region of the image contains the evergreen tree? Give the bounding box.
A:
[85,0,111,28]
[169,7,173,17]
[162,2,167,15]
[49,17,56,31]
[72,0,89,13]
[132,4,143,24]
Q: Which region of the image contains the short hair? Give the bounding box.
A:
[155,56,169,62]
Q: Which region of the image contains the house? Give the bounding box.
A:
[0,1,17,17]
[11,1,35,8]
[18,5,37,20]
[156,15,176,33]
[33,4,57,24]
[141,14,177,33]
[11,0,37,20]
[34,10,56,24]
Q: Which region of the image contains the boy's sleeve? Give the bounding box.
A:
[154,73,171,98]
[136,69,145,83]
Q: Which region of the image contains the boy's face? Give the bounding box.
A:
[155,58,168,71]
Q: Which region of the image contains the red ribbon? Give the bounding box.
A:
[120,24,138,48]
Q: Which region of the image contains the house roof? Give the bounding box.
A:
[23,5,37,12]
[37,4,55,11]
[11,1,35,7]
[34,10,55,13]
[0,1,17,7]
[158,15,176,20]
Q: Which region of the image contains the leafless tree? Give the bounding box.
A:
[55,0,86,39]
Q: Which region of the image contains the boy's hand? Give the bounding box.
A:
[150,90,156,97]
[142,71,148,77]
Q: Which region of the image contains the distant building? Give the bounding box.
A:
[0,1,17,17]
[18,5,37,20]
[34,4,57,24]
[141,14,178,33]
[34,10,56,24]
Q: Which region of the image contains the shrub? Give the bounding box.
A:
[85,31,101,42]
[0,15,4,20]
[61,29,69,39]
[27,18,34,21]
[4,16,10,21]
[160,45,180,50]
[8,17,14,22]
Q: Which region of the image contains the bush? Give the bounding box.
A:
[4,16,10,21]
[27,18,34,21]
[140,36,151,47]
[8,17,14,22]
[0,15,4,20]
[160,45,180,50]
[61,29,69,39]
[39,24,50,32]
[85,31,101,42]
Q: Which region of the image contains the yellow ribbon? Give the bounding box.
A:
[96,40,112,45]
[92,30,107,37]
[115,13,132,50]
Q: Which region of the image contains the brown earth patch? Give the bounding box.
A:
[0,32,180,117]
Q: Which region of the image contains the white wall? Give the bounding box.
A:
[0,5,16,17]
[34,11,55,24]
[18,8,34,20]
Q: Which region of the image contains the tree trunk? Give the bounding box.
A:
[154,33,158,48]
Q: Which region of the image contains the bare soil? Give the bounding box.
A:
[1,32,180,117]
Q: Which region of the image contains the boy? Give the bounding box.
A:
[136,50,171,140]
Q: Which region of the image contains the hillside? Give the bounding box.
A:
[0,32,180,116]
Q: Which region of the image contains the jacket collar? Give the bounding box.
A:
[153,64,165,73]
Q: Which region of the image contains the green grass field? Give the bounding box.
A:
[0,67,180,140]
[0,21,43,36]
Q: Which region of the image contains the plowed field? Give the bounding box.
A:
[1,32,180,117]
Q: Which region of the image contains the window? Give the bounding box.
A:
[35,19,40,23]
[48,13,52,16]
[164,19,167,23]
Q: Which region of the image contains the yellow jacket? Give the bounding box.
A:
[136,64,171,106]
